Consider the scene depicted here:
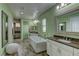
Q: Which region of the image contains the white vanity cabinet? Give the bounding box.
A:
[47,39,74,56]
[47,40,53,56]
[47,39,60,56]
[73,48,79,56]
[59,43,73,56]
[51,40,61,56]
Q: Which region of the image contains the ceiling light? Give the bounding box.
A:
[20,11,24,15]
[33,20,39,24]
[33,10,38,19]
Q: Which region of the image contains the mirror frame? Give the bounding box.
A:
[1,10,8,48]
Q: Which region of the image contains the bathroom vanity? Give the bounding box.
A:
[47,32,79,56]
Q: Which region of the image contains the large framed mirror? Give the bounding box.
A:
[58,22,66,32]
[56,10,79,38]
[1,10,8,48]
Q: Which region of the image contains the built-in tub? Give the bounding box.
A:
[29,35,47,53]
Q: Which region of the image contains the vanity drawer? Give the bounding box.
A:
[60,49,73,56]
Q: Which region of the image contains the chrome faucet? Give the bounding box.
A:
[65,37,71,41]
[65,37,67,40]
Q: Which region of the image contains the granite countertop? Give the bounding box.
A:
[48,37,79,49]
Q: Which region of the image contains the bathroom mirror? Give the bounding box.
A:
[1,11,8,48]
[58,22,66,32]
[66,16,79,32]
[57,10,79,33]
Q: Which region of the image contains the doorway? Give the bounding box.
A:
[13,19,21,39]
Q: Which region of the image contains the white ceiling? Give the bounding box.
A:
[8,3,56,20]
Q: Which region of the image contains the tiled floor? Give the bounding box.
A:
[14,39,48,56]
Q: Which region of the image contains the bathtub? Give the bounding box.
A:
[29,35,47,53]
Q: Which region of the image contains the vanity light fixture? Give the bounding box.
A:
[56,5,60,10]
[59,23,64,26]
[20,7,24,15]
[61,3,65,7]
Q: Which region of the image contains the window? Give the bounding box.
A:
[15,23,20,27]
[58,22,66,32]
[42,18,46,32]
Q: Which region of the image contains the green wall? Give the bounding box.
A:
[37,6,57,38]
[0,4,13,55]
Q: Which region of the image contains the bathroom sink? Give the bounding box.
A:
[58,39,71,43]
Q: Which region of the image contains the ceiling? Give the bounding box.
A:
[7,3,56,20]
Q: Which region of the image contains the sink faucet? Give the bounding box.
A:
[65,37,68,40]
[65,37,71,41]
